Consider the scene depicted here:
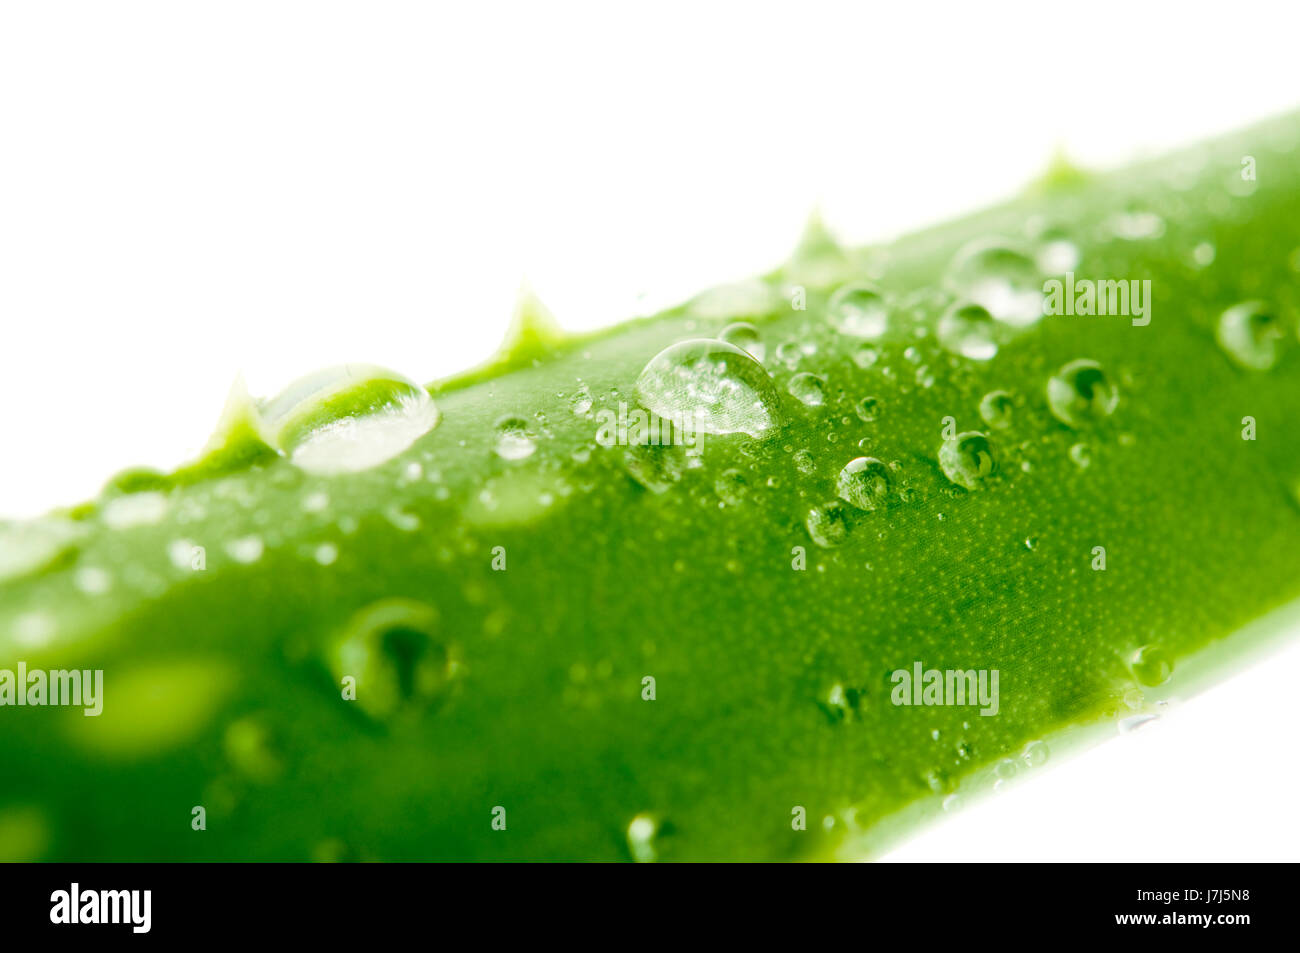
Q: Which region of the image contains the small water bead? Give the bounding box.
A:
[938,432,996,490]
[978,390,1014,429]
[938,302,1000,361]
[715,468,749,506]
[826,283,889,339]
[854,396,880,422]
[1215,301,1288,371]
[1131,644,1173,687]
[793,449,817,474]
[74,567,112,595]
[314,543,339,566]
[225,536,265,564]
[719,321,765,362]
[775,342,803,368]
[569,384,594,416]
[168,539,201,571]
[1037,237,1081,274]
[494,416,537,460]
[1023,536,1039,551]
[945,240,1044,326]
[1191,242,1216,268]
[626,813,661,863]
[1021,740,1050,768]
[805,501,851,548]
[301,491,330,513]
[636,339,782,437]
[102,491,169,529]
[836,457,892,511]
[1046,359,1119,427]
[1108,207,1166,241]
[787,372,828,407]
[0,517,86,584]
[261,365,440,476]
[852,345,880,369]
[994,758,1019,781]
[1068,442,1092,468]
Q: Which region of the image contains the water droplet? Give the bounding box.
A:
[1046,359,1119,427]
[225,536,264,564]
[805,501,851,548]
[836,457,892,511]
[1068,442,1092,468]
[0,517,85,584]
[852,345,880,369]
[73,566,112,595]
[946,240,1043,326]
[719,321,765,362]
[626,813,660,863]
[938,302,1000,360]
[793,449,817,474]
[787,371,827,407]
[1023,536,1039,551]
[168,538,200,571]
[1108,207,1165,240]
[1216,301,1288,371]
[314,542,339,566]
[826,283,889,339]
[715,468,748,505]
[1037,238,1081,273]
[261,365,440,475]
[1021,740,1050,768]
[635,339,781,437]
[302,491,330,513]
[978,390,1014,429]
[569,383,594,416]
[493,416,537,460]
[328,599,457,722]
[853,396,880,422]
[101,491,169,529]
[1191,242,1216,268]
[1131,644,1172,687]
[938,432,996,490]
[994,758,1019,781]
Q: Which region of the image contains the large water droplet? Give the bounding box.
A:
[635,339,781,438]
[719,321,765,362]
[1046,359,1119,427]
[1215,301,1288,371]
[836,457,892,511]
[938,302,1000,360]
[938,432,996,490]
[946,241,1043,326]
[826,283,889,339]
[261,365,440,475]
[805,501,851,548]
[328,599,457,722]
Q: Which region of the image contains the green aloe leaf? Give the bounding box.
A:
[2,111,1299,862]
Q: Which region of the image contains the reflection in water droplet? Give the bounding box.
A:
[805,501,851,548]
[719,321,765,362]
[1215,301,1288,371]
[636,339,781,437]
[787,372,827,407]
[262,365,440,475]
[827,283,889,339]
[978,390,1014,430]
[836,457,892,511]
[1046,359,1119,427]
[946,241,1043,326]
[1131,644,1173,687]
[938,432,995,490]
[938,302,1000,360]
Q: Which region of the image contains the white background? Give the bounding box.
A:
[2,1,1298,860]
